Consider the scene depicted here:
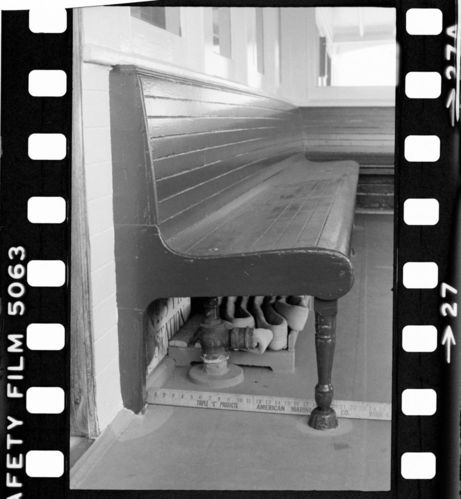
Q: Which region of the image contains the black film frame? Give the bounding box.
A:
[0,0,459,498]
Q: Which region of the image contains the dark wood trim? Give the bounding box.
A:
[70,11,99,438]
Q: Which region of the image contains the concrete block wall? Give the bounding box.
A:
[81,62,123,432]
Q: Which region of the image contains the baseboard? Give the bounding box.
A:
[355,208,394,215]
[70,437,93,470]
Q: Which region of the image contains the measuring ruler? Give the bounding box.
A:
[149,388,391,421]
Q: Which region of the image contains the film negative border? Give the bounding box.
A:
[1,8,72,499]
[0,0,459,498]
[395,0,460,497]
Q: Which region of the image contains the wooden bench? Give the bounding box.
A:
[109,65,359,429]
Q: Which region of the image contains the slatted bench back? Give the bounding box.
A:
[110,66,305,236]
[302,107,395,171]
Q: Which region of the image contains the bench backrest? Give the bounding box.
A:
[110,66,305,236]
[302,106,394,170]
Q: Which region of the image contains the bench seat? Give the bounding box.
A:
[167,154,358,257]
[110,65,360,428]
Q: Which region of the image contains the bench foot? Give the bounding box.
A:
[308,407,338,430]
[308,298,338,430]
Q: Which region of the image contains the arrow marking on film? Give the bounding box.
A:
[441,325,456,364]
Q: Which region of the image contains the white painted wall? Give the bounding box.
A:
[81,6,288,99]
[80,7,394,105]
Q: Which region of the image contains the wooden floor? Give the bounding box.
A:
[72,213,393,491]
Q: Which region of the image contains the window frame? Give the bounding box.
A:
[305,8,396,106]
[212,7,232,59]
[255,8,265,75]
[130,6,182,36]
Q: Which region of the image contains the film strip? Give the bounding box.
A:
[0,0,459,498]
[1,6,72,499]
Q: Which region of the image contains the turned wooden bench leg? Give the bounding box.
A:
[308,297,338,430]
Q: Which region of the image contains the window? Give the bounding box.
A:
[212,8,231,58]
[255,8,265,74]
[277,8,282,83]
[315,7,396,87]
[327,43,396,86]
[131,7,182,36]
[318,36,331,87]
